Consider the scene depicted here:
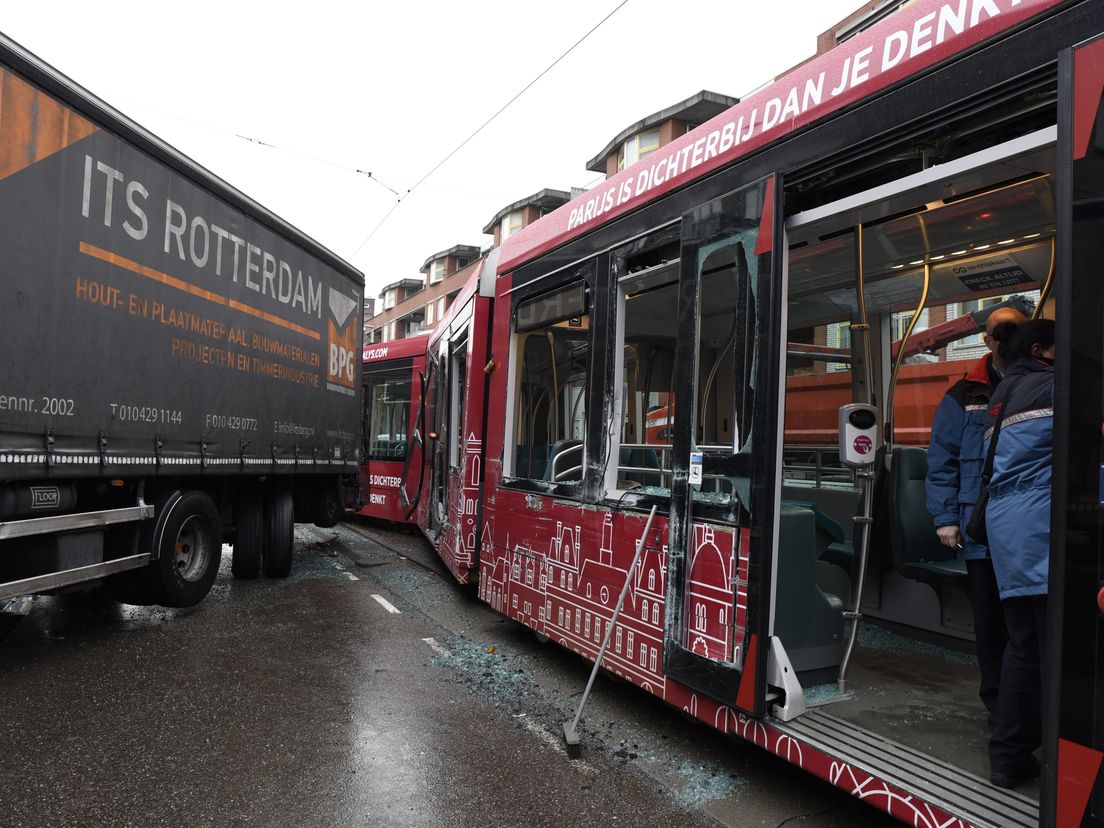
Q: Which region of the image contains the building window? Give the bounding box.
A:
[384,288,397,310]
[558,606,564,626]
[648,570,656,592]
[430,260,446,285]
[640,643,647,665]
[642,600,649,622]
[649,648,657,672]
[585,614,591,637]
[437,296,446,321]
[618,128,661,171]
[652,605,659,626]
[512,594,518,609]
[627,631,634,653]
[425,301,435,326]
[501,210,524,241]
[616,626,623,652]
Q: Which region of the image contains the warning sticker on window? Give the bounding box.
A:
[952,255,1033,292]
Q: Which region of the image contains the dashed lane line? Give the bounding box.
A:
[513,714,598,774]
[371,594,401,614]
[327,556,359,581]
[422,637,452,657]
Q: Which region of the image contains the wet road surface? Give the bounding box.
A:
[0,521,899,828]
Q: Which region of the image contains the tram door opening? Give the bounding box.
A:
[780,124,1059,794]
[664,175,779,715]
[425,345,446,537]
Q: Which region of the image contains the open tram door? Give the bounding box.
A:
[663,174,786,719]
[1047,34,1104,828]
[427,301,473,542]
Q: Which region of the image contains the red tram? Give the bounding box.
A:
[358,334,429,524]
[365,2,1104,824]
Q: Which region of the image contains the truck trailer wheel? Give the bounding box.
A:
[311,486,342,529]
[142,490,222,608]
[231,490,264,579]
[263,489,294,578]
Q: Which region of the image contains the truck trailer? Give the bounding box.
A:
[0,33,364,621]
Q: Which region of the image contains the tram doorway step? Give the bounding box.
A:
[775,708,1037,828]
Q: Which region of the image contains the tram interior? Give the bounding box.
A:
[780,136,1055,792]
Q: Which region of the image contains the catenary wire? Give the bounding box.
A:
[104,94,405,197]
[349,0,630,257]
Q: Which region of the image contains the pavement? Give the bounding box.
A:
[0,519,899,828]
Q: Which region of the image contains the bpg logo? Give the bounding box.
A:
[329,343,355,382]
[326,289,359,395]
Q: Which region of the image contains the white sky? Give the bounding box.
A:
[1,0,861,302]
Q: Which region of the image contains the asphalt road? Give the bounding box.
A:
[0,520,899,828]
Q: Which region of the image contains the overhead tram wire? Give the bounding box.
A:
[349,0,631,257]
[103,95,405,198]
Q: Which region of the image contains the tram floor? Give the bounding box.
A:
[804,622,1040,800]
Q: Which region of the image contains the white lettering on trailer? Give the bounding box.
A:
[83,157,324,321]
[124,180,148,241]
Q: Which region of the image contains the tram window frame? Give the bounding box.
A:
[602,224,681,504]
[363,364,414,462]
[448,332,469,471]
[504,259,598,498]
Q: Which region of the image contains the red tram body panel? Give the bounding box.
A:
[412,259,495,584]
[358,334,429,524]
[368,1,1104,825]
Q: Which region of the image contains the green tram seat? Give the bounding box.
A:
[545,440,584,482]
[515,444,549,480]
[619,446,663,487]
[887,447,968,591]
[774,504,846,681]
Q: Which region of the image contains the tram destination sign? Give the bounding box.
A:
[500,0,1065,272]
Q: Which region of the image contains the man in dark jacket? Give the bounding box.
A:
[925,306,1025,723]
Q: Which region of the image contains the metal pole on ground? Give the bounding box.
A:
[563,504,658,759]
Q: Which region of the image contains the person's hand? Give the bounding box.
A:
[936,525,961,549]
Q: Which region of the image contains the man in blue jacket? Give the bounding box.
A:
[925,305,1025,725]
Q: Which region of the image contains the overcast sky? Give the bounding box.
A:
[1,1,861,301]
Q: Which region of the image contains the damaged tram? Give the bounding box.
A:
[366,1,1104,824]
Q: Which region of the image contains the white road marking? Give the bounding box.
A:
[517,718,597,774]
[422,637,452,657]
[328,557,359,581]
[371,594,401,614]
